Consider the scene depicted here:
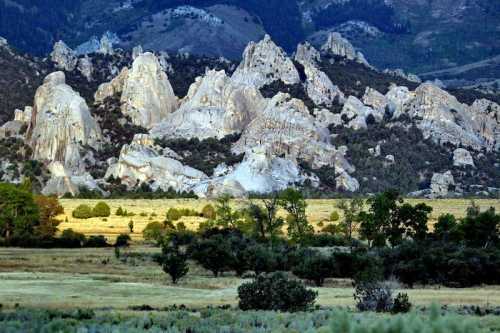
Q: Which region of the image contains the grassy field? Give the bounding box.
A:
[0,246,499,311]
[56,199,500,241]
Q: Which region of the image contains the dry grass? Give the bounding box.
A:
[0,247,498,310]
[56,199,500,241]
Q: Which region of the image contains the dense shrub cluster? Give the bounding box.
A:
[72,202,111,219]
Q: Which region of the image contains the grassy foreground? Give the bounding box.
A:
[56,199,500,241]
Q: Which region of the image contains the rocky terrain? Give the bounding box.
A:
[0,32,499,199]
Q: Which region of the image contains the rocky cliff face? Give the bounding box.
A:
[28,72,102,172]
[105,134,208,193]
[232,35,300,88]
[151,69,265,140]
[321,33,370,67]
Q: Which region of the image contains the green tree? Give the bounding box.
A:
[166,208,181,221]
[128,220,134,233]
[245,197,284,242]
[433,213,462,242]
[215,195,242,229]
[157,246,189,284]
[459,207,500,248]
[278,188,312,243]
[0,183,39,241]
[336,198,364,246]
[34,195,63,238]
[189,235,233,277]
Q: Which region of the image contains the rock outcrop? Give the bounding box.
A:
[321,32,369,66]
[77,56,93,81]
[362,87,388,112]
[27,72,102,171]
[42,162,102,197]
[453,148,475,168]
[430,171,455,198]
[95,53,178,128]
[105,134,208,192]
[303,62,344,107]
[233,93,354,175]
[151,69,265,140]
[232,35,300,88]
[50,41,77,71]
[0,107,31,138]
[295,42,321,66]
[405,83,497,151]
[340,96,382,130]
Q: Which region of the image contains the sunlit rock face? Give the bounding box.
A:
[321,32,370,66]
[233,93,353,172]
[404,83,499,151]
[453,148,475,168]
[27,71,101,171]
[95,52,178,129]
[340,96,383,130]
[50,41,77,71]
[231,34,300,88]
[150,69,266,140]
[105,134,208,192]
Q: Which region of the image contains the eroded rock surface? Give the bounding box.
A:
[28,72,102,171]
[151,69,265,140]
[321,32,369,66]
[50,41,77,71]
[232,35,300,88]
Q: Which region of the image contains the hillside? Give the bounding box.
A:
[0,0,498,83]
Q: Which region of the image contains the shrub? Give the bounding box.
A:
[156,246,189,284]
[92,202,111,217]
[59,229,86,248]
[128,220,134,233]
[201,204,216,219]
[143,222,166,242]
[72,204,93,219]
[354,281,394,312]
[292,252,333,287]
[84,235,109,248]
[392,292,412,313]
[115,234,131,247]
[244,244,277,275]
[116,207,124,216]
[166,208,182,221]
[188,235,233,277]
[238,272,317,312]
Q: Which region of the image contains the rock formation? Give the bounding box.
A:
[27,71,102,171]
[231,35,300,88]
[430,171,455,198]
[0,107,31,138]
[233,93,355,177]
[95,52,178,128]
[321,32,370,66]
[303,62,344,107]
[151,69,266,140]
[362,87,388,112]
[405,83,497,151]
[453,148,475,168]
[42,162,102,197]
[105,134,208,192]
[340,96,382,130]
[77,56,93,81]
[50,41,77,71]
[295,42,321,66]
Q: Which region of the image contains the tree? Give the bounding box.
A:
[459,207,500,248]
[188,235,233,277]
[244,244,277,275]
[433,213,462,242]
[292,252,333,287]
[0,183,39,241]
[33,195,63,238]
[215,195,242,229]
[143,222,166,242]
[245,197,284,242]
[278,188,313,243]
[336,198,364,246]
[128,220,134,233]
[166,208,181,221]
[157,246,189,284]
[92,202,111,217]
[115,234,131,247]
